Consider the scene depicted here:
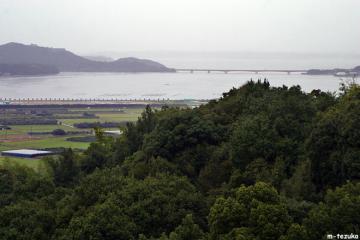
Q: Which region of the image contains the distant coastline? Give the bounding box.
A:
[0,63,59,77]
[0,43,358,77]
[0,42,175,75]
[304,66,360,76]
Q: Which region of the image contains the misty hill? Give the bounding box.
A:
[83,55,114,62]
[0,63,59,76]
[0,42,174,73]
[305,66,360,76]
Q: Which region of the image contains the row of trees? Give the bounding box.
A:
[74,121,127,129]
[0,80,359,239]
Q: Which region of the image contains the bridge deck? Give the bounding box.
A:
[175,69,307,73]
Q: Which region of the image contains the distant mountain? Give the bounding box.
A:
[0,42,174,73]
[82,55,114,62]
[305,66,360,76]
[0,63,59,76]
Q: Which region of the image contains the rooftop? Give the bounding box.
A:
[2,149,53,155]
[104,130,122,135]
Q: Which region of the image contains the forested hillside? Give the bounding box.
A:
[1,80,359,240]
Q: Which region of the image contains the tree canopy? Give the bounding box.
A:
[0,80,359,240]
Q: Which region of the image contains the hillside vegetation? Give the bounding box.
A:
[0,80,359,240]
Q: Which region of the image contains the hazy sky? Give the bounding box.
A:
[0,0,359,54]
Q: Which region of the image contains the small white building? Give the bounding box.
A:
[1,149,54,158]
[104,130,122,137]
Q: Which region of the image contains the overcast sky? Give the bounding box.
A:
[0,0,359,54]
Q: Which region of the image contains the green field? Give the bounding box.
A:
[59,109,143,125]
[0,136,90,151]
[0,124,75,136]
[0,107,144,167]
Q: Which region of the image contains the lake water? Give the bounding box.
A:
[0,52,359,100]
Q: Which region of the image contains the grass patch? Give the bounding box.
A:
[0,137,90,152]
[97,113,140,122]
[58,109,142,125]
[0,125,74,136]
[0,107,143,159]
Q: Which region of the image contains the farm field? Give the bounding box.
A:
[0,136,90,151]
[0,106,145,156]
[0,124,75,136]
[58,108,144,125]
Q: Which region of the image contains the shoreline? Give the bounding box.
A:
[0,99,209,108]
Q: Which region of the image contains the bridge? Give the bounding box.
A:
[175,69,307,74]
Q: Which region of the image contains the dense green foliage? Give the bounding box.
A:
[1,80,359,239]
[52,129,67,136]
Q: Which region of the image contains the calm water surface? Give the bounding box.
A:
[1,52,359,99]
[0,72,345,100]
